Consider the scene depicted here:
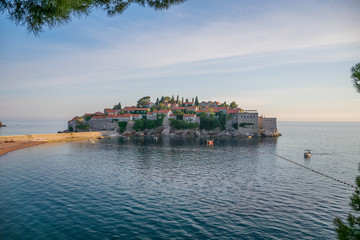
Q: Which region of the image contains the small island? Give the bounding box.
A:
[67,96,281,138]
[0,121,6,127]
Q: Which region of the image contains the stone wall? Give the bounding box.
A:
[88,120,119,131]
[260,117,277,130]
[236,112,259,134]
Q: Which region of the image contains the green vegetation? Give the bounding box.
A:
[113,102,121,110]
[351,63,360,93]
[239,122,254,128]
[118,122,127,132]
[169,119,198,130]
[0,0,186,35]
[232,123,238,130]
[173,110,184,119]
[76,119,90,131]
[199,112,226,130]
[133,118,163,131]
[334,164,360,239]
[195,96,199,106]
[68,126,73,132]
[85,115,93,121]
[137,96,150,107]
[229,101,238,109]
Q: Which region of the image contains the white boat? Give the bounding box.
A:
[304,150,311,158]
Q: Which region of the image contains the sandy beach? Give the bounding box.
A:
[0,141,46,156]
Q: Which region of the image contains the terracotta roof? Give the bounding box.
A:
[92,116,106,119]
[124,107,150,111]
[146,112,155,115]
[117,114,132,118]
[170,114,176,117]
[183,114,196,117]
[68,117,80,122]
[227,109,240,114]
[171,107,185,110]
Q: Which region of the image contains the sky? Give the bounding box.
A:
[0,0,359,122]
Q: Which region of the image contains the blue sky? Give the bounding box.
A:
[0,0,359,122]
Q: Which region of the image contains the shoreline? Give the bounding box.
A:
[0,141,46,156]
[0,132,103,156]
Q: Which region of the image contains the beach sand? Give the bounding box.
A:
[0,141,46,156]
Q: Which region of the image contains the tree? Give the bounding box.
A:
[137,96,150,108]
[155,98,159,105]
[229,101,238,109]
[334,166,360,239]
[351,63,360,93]
[113,102,122,109]
[0,0,186,35]
[170,95,176,104]
[221,101,228,107]
[176,95,179,104]
[195,96,199,106]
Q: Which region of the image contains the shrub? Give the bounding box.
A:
[170,119,199,129]
[118,122,127,132]
[133,118,163,131]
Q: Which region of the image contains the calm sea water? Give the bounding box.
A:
[0,120,67,136]
[0,122,359,239]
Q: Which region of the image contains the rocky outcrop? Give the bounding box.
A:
[0,121,6,127]
[259,128,282,137]
[116,127,281,138]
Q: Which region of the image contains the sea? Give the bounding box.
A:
[0,121,360,239]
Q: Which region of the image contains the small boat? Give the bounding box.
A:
[304,150,311,158]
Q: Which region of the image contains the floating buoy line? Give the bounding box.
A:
[270,153,357,189]
[89,140,356,189]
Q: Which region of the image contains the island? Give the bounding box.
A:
[0,121,6,127]
[67,96,281,138]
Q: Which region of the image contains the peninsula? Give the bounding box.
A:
[67,96,281,137]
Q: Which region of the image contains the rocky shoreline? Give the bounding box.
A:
[113,127,281,138]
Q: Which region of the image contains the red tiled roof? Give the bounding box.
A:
[117,114,132,118]
[124,107,150,111]
[146,112,155,115]
[171,107,185,110]
[227,109,240,114]
[183,114,196,117]
[68,117,80,122]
